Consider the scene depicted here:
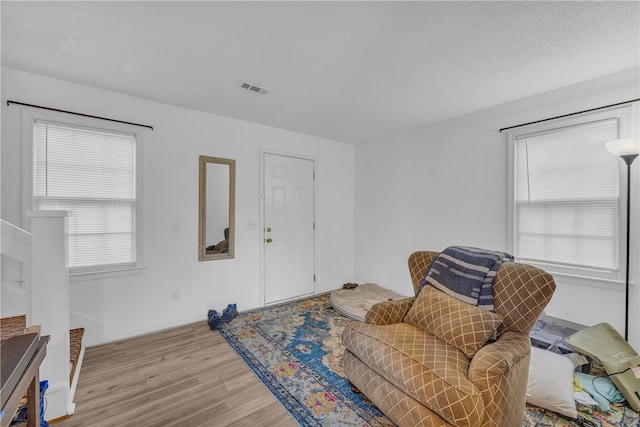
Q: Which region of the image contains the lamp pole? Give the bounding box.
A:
[621,154,637,341]
[607,137,639,342]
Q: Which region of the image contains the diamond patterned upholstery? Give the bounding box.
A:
[364,297,415,325]
[342,251,556,427]
[408,251,439,295]
[492,262,556,335]
[343,322,483,426]
[344,351,454,427]
[405,287,503,358]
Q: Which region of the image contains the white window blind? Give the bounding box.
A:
[34,120,137,271]
[515,118,620,273]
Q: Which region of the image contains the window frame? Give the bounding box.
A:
[507,103,637,284]
[22,108,145,280]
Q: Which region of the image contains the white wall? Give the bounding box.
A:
[4,66,639,350]
[355,68,640,350]
[1,67,355,347]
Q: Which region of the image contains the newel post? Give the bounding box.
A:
[26,210,72,420]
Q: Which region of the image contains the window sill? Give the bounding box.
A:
[69,264,145,282]
[545,270,635,290]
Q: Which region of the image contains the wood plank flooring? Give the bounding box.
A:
[53,322,298,427]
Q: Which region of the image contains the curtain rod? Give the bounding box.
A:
[6,100,154,130]
[499,98,640,132]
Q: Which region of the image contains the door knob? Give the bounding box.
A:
[266,238,273,243]
[266,227,272,232]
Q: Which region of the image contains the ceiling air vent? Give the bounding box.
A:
[237,81,271,95]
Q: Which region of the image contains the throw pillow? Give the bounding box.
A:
[527,347,577,419]
[404,287,503,358]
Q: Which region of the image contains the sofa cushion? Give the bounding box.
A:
[404,287,503,358]
[342,322,484,427]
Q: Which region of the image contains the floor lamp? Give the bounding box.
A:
[606,137,640,341]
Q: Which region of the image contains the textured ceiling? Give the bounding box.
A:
[2,1,639,144]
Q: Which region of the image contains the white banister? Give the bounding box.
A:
[1,219,32,265]
[1,219,32,314]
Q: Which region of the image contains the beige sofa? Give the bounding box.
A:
[342,251,556,427]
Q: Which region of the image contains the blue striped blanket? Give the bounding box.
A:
[418,246,513,311]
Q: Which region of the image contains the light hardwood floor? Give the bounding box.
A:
[53,322,298,427]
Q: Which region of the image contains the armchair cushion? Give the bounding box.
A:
[404,287,503,358]
[342,322,484,427]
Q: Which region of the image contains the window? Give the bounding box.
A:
[31,118,142,275]
[508,105,635,281]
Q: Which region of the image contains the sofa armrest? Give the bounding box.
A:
[363,297,415,325]
[468,331,531,427]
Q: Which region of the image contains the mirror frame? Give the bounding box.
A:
[198,155,236,261]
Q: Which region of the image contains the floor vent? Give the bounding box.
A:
[237,81,270,95]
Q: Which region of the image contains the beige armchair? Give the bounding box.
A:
[342,251,556,427]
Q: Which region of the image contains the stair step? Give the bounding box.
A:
[1,315,85,383]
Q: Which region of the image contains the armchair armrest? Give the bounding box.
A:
[469,331,530,375]
[468,331,531,427]
[363,297,415,325]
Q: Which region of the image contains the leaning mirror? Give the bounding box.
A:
[199,155,235,261]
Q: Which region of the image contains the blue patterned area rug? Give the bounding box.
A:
[218,294,392,426]
[218,294,639,427]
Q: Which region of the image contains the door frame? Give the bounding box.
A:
[258,149,318,307]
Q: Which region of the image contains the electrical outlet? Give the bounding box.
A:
[171,290,180,301]
[247,219,257,230]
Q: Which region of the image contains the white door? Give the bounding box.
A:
[263,153,315,304]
